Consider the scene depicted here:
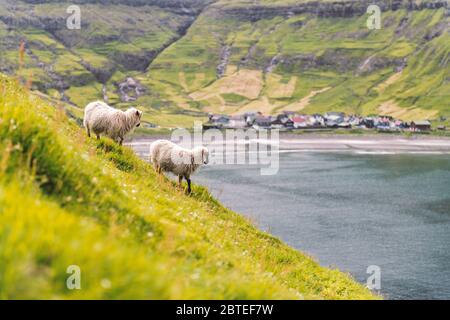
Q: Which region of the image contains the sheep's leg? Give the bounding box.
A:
[178,175,183,189]
[96,134,100,140]
[86,126,91,138]
[118,137,124,146]
[155,165,163,184]
[185,177,192,194]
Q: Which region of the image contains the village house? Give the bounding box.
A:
[411,120,431,131]
[243,111,260,126]
[308,114,325,127]
[348,115,363,127]
[207,114,230,128]
[324,112,345,122]
[375,116,393,129]
[337,120,351,129]
[253,115,272,129]
[292,115,308,128]
[324,112,344,128]
[362,117,375,128]
[228,114,247,128]
[202,110,437,133]
[270,116,284,129]
[271,114,294,129]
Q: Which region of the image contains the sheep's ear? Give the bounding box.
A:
[135,110,140,117]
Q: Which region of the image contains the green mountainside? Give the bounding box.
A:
[1,0,448,127]
[0,74,377,299]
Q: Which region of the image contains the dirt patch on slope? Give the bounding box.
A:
[375,71,403,93]
[282,87,331,112]
[378,100,438,120]
[190,69,263,101]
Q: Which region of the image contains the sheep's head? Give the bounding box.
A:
[127,107,143,127]
[192,146,209,165]
[201,147,209,165]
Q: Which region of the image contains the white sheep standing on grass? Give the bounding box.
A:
[150,139,209,194]
[83,101,142,145]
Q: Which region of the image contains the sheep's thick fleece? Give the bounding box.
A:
[149,139,208,178]
[83,101,142,143]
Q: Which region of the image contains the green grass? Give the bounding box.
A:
[65,84,104,108]
[221,93,248,104]
[0,75,377,299]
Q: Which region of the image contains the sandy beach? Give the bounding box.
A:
[277,134,450,154]
[128,133,450,156]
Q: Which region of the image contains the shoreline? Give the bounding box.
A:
[127,133,450,155]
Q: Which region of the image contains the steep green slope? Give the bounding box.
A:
[0,74,376,299]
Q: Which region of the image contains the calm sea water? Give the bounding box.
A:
[194,152,450,300]
[130,139,450,299]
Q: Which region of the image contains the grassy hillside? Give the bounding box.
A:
[1,0,448,128]
[0,74,377,299]
[148,0,449,120]
[0,0,210,126]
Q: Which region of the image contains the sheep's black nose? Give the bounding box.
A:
[136,123,140,127]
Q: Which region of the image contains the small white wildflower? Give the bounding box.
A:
[93,242,103,252]
[100,278,111,289]
[191,272,200,280]
[189,212,199,219]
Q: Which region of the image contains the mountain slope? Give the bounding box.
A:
[147,0,449,120]
[0,74,376,299]
[1,0,448,127]
[0,0,212,126]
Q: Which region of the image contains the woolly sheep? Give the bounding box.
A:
[83,101,142,145]
[150,139,209,193]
